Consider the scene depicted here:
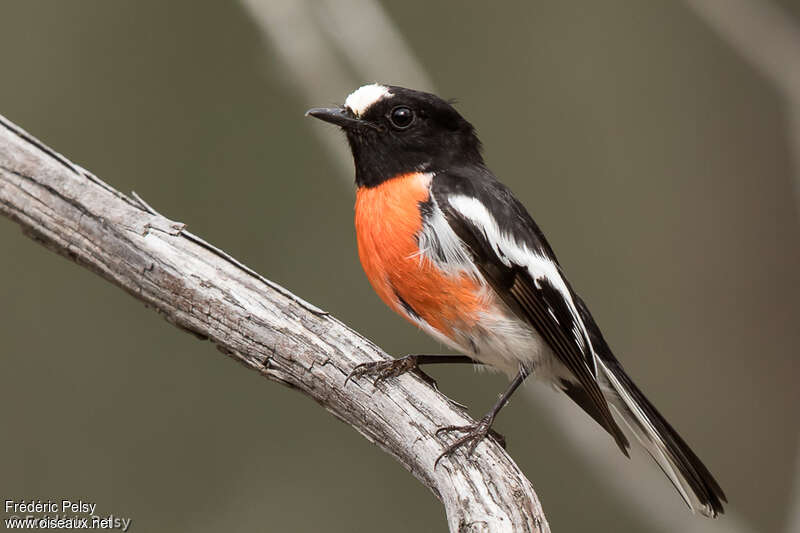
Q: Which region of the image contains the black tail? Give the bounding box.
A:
[572,297,727,517]
[598,356,727,517]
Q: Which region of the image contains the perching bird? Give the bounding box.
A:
[306,84,726,517]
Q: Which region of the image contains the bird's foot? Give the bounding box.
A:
[434,415,506,468]
[344,355,469,410]
[345,355,420,386]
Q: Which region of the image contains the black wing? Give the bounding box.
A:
[432,166,629,454]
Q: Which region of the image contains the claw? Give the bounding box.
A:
[344,356,418,387]
[433,415,504,469]
[343,363,366,387]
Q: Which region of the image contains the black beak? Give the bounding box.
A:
[305,107,364,129]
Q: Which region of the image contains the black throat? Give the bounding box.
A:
[347,130,483,188]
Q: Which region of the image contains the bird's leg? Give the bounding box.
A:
[345,354,481,410]
[434,367,529,468]
[345,354,479,386]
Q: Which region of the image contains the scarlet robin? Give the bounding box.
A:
[307,84,725,517]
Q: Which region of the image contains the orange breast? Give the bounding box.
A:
[354,173,484,338]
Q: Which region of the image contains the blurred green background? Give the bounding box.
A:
[1,1,799,532]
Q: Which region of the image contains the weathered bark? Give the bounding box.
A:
[0,114,549,533]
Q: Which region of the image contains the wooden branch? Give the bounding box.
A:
[0,114,550,533]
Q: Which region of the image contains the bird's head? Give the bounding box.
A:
[306,84,483,187]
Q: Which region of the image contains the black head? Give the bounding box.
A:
[306,84,483,188]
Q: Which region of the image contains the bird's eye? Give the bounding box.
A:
[389,106,415,129]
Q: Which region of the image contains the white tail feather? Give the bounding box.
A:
[596,359,714,517]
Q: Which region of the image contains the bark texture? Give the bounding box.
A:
[0,114,549,533]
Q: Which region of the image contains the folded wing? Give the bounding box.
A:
[432,168,629,454]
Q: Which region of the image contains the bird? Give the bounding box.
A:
[306,84,726,517]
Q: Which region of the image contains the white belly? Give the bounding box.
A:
[436,292,564,381]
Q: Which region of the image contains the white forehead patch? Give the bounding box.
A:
[344,84,393,117]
